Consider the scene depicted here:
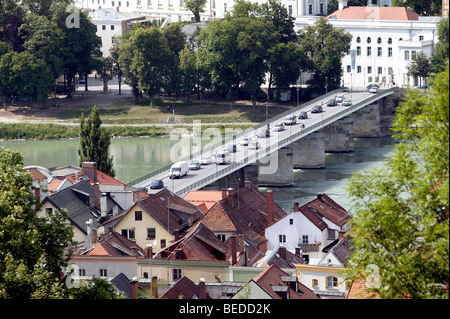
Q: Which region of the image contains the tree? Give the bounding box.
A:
[78,105,116,177]
[162,23,186,99]
[407,51,431,86]
[344,65,449,299]
[391,0,442,16]
[184,0,207,22]
[179,44,197,102]
[299,17,352,92]
[430,17,449,74]
[0,147,75,299]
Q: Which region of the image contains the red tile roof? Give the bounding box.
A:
[160,276,210,299]
[253,265,320,299]
[25,167,47,181]
[346,277,380,299]
[327,6,420,21]
[183,190,225,212]
[81,230,145,257]
[300,193,351,229]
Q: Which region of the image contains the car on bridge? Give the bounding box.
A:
[189,161,201,170]
[240,137,249,146]
[257,128,270,138]
[335,95,345,103]
[283,115,297,125]
[311,105,323,113]
[271,123,285,132]
[369,87,378,93]
[225,144,237,153]
[342,99,352,106]
[248,141,260,150]
[200,156,214,165]
[327,98,337,106]
[214,151,232,164]
[298,111,308,119]
[150,179,164,189]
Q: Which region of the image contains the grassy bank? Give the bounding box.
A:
[0,123,254,140]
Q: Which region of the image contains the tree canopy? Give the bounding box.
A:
[344,65,449,299]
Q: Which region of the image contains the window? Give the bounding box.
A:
[289,218,294,225]
[46,207,53,214]
[388,47,392,57]
[99,269,107,277]
[419,35,424,41]
[388,37,392,44]
[309,4,313,14]
[377,47,382,57]
[135,211,142,221]
[367,47,372,56]
[327,229,336,240]
[79,269,86,276]
[112,1,114,6]
[224,3,227,12]
[217,234,226,242]
[405,50,410,60]
[312,279,319,289]
[147,228,156,240]
[279,235,286,243]
[378,67,382,74]
[356,36,361,43]
[111,37,115,44]
[102,25,106,30]
[368,66,372,74]
[288,5,292,15]
[173,269,182,280]
[326,276,338,288]
[367,37,371,44]
[122,228,135,240]
[388,67,393,75]
[411,50,417,59]
[302,235,309,244]
[356,46,361,56]
[320,3,324,14]
[377,37,382,44]
[346,65,351,73]
[357,66,361,73]
[160,239,166,248]
[111,25,115,30]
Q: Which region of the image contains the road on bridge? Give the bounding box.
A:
[133,89,389,195]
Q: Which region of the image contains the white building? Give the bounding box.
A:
[265,194,351,264]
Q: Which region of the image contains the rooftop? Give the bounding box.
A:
[327,6,420,21]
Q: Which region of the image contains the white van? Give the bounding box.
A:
[214,151,231,164]
[169,161,189,179]
[257,128,270,138]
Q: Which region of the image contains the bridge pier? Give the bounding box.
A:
[292,131,326,169]
[258,147,294,187]
[202,164,259,190]
[353,103,381,137]
[324,116,354,153]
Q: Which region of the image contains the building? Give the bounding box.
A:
[232,264,320,299]
[160,276,210,299]
[265,193,351,264]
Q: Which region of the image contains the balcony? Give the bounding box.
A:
[297,243,320,252]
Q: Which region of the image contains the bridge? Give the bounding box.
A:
[129,87,397,196]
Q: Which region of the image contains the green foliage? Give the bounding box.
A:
[391,0,442,16]
[78,105,116,177]
[184,0,207,22]
[298,17,352,92]
[344,66,449,299]
[0,147,75,299]
[70,276,121,299]
[407,51,431,86]
[430,17,449,74]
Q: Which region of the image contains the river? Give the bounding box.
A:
[0,135,396,213]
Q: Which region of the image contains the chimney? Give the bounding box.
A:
[338,231,346,241]
[81,162,98,183]
[174,229,180,241]
[230,235,237,265]
[152,276,158,299]
[244,181,252,188]
[94,182,101,211]
[221,188,227,199]
[100,192,107,217]
[278,245,287,261]
[267,190,274,227]
[226,188,234,206]
[108,226,114,234]
[130,277,139,299]
[338,0,348,10]
[198,278,206,299]
[34,186,41,202]
[116,6,119,12]
[146,244,153,258]
[86,219,93,249]
[295,247,302,257]
[293,202,299,212]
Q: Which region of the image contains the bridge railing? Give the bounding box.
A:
[127,88,346,186]
[174,87,394,196]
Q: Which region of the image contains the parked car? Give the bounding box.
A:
[188,161,201,170]
[283,115,297,126]
[240,137,249,146]
[367,83,379,90]
[169,161,189,179]
[327,98,337,106]
[248,141,260,150]
[342,99,352,106]
[271,123,285,132]
[225,144,237,153]
[200,156,213,165]
[150,179,164,189]
[369,87,378,93]
[214,151,232,164]
[311,105,323,113]
[342,87,350,92]
[335,95,344,103]
[298,111,308,119]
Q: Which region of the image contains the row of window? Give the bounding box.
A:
[356,35,424,44]
[78,267,183,280]
[93,0,191,7]
[354,46,393,57]
[346,66,394,75]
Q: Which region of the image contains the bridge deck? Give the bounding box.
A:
[130,88,394,196]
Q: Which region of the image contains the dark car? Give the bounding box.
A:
[367,83,379,90]
[150,179,164,189]
[311,105,323,113]
[298,111,308,119]
[327,99,337,106]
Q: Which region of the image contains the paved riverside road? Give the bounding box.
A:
[133,89,390,195]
